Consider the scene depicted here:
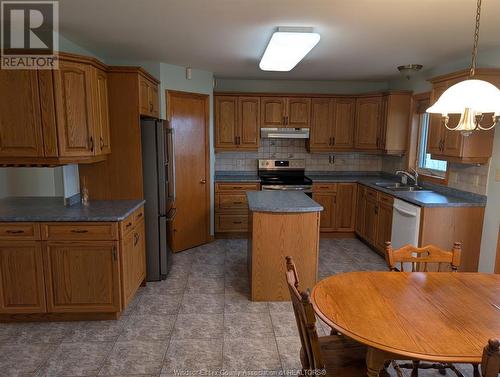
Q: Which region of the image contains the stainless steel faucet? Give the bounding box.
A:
[395,168,419,186]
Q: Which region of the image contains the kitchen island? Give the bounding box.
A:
[246,191,323,301]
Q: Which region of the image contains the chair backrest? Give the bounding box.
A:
[385,241,461,272]
[285,256,325,371]
[482,339,500,377]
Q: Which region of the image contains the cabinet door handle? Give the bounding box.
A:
[332,136,335,146]
[375,206,379,215]
[376,136,380,148]
[6,230,24,234]
[232,221,243,224]
[149,103,153,112]
[133,232,140,246]
[100,137,104,150]
[71,229,89,233]
[233,201,243,205]
[89,136,94,152]
[112,247,117,261]
[234,136,238,145]
[125,222,132,229]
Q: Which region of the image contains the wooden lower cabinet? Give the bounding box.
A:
[0,241,46,313]
[313,193,336,232]
[0,205,146,320]
[313,183,357,233]
[355,185,393,255]
[215,182,259,235]
[43,241,121,313]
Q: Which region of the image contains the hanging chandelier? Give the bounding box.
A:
[426,0,500,136]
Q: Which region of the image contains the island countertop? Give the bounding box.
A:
[247,191,323,213]
[0,197,146,222]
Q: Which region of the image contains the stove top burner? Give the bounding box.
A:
[257,159,311,187]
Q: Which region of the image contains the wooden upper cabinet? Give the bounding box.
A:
[354,96,382,150]
[380,93,412,155]
[138,74,159,118]
[43,241,121,313]
[238,96,260,149]
[0,71,44,157]
[287,97,310,127]
[215,96,238,149]
[0,241,47,313]
[261,97,286,127]
[334,183,357,231]
[333,98,356,149]
[53,59,95,157]
[214,95,259,151]
[427,83,447,155]
[93,68,111,155]
[309,98,333,151]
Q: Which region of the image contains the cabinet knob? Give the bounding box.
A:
[200,179,207,184]
[100,137,104,150]
[89,137,94,152]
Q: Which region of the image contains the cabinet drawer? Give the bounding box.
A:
[216,194,249,211]
[42,223,118,241]
[313,183,337,192]
[379,193,394,206]
[365,188,379,201]
[119,206,144,237]
[215,214,249,232]
[215,183,259,192]
[0,223,40,240]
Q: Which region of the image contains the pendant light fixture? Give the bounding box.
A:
[426,0,500,136]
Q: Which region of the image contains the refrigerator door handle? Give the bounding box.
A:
[167,127,176,202]
[157,122,167,216]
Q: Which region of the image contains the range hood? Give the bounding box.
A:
[260,127,310,139]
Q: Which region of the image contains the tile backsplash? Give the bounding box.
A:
[215,139,491,195]
[215,139,382,172]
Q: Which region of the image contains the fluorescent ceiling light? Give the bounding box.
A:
[259,27,320,72]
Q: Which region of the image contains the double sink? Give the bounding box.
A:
[375,182,432,193]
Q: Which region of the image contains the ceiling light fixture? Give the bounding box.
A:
[397,64,423,80]
[426,0,500,136]
[259,27,320,72]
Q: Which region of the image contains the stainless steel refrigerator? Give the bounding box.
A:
[141,118,176,281]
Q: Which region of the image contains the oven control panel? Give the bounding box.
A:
[258,159,306,170]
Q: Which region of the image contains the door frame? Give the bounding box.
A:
[166,90,211,247]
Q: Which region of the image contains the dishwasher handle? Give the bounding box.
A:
[394,205,418,217]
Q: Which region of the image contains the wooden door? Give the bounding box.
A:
[313,193,335,231]
[138,77,150,116]
[287,97,311,127]
[334,183,357,231]
[427,83,447,155]
[238,97,260,149]
[309,98,333,151]
[168,91,210,252]
[215,96,238,149]
[94,68,111,155]
[120,220,145,307]
[355,186,365,236]
[0,70,45,157]
[354,97,382,150]
[0,241,46,313]
[375,203,393,252]
[364,197,378,245]
[261,97,286,127]
[43,241,121,312]
[333,98,356,149]
[53,60,95,157]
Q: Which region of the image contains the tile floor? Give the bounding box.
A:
[0,238,474,377]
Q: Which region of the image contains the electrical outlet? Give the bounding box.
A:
[473,175,480,187]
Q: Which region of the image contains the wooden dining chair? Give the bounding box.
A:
[385,241,462,272]
[385,241,468,377]
[482,339,500,377]
[285,256,368,377]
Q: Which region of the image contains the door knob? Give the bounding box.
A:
[200,179,207,184]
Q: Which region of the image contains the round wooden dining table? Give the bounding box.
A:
[311,271,500,377]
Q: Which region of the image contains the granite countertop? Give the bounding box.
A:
[307,172,486,208]
[215,172,261,183]
[247,191,323,213]
[0,197,146,222]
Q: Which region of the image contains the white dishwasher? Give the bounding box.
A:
[391,199,421,249]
